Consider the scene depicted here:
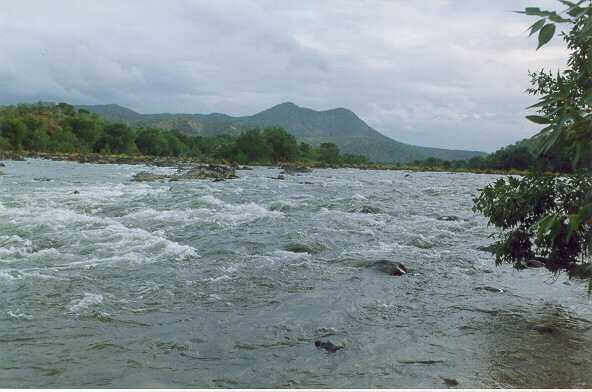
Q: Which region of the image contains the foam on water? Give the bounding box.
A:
[3,161,592,389]
[69,293,104,314]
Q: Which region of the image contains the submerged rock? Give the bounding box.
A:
[532,324,557,334]
[515,259,547,270]
[280,163,313,174]
[474,286,504,293]
[477,244,497,253]
[314,340,342,353]
[285,243,326,254]
[437,215,460,221]
[0,162,5,167]
[352,205,382,214]
[368,260,408,276]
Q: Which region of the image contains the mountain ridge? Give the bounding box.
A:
[75,102,486,163]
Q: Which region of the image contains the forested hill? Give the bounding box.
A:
[74,102,486,164]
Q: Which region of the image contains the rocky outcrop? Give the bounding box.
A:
[280,163,313,174]
[132,164,238,183]
[175,164,238,180]
[132,171,170,182]
[0,151,24,161]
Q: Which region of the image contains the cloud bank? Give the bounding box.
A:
[0,0,567,151]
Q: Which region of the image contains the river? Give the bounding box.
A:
[1,159,591,388]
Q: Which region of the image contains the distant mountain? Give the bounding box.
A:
[75,102,486,163]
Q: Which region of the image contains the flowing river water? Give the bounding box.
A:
[1,159,591,388]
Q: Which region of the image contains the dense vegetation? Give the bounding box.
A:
[407,144,536,172]
[407,138,579,173]
[0,102,368,165]
[473,1,592,284]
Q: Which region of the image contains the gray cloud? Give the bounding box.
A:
[0,0,567,151]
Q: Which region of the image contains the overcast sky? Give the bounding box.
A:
[0,1,568,151]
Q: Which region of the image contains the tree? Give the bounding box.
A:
[474,1,592,283]
[135,128,169,156]
[235,129,272,162]
[263,127,298,162]
[94,123,136,154]
[1,118,27,151]
[319,142,341,164]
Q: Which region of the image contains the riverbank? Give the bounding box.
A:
[0,150,532,176]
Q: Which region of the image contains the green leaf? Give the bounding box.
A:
[537,24,556,49]
[524,7,543,15]
[548,14,570,23]
[526,115,550,124]
[538,129,562,155]
[529,19,547,36]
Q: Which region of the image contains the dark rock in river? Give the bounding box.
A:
[368,260,408,276]
[515,258,547,270]
[0,162,5,167]
[532,324,557,334]
[474,286,504,293]
[352,205,382,214]
[477,243,497,254]
[314,340,342,353]
[437,215,460,221]
[441,377,459,387]
[73,190,80,194]
[272,174,286,180]
[285,242,326,254]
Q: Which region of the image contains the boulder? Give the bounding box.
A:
[369,260,408,276]
[314,340,342,353]
[441,377,459,387]
[0,162,5,167]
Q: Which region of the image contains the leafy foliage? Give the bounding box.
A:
[474,0,592,280]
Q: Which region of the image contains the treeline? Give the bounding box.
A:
[407,142,582,173]
[0,102,368,165]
